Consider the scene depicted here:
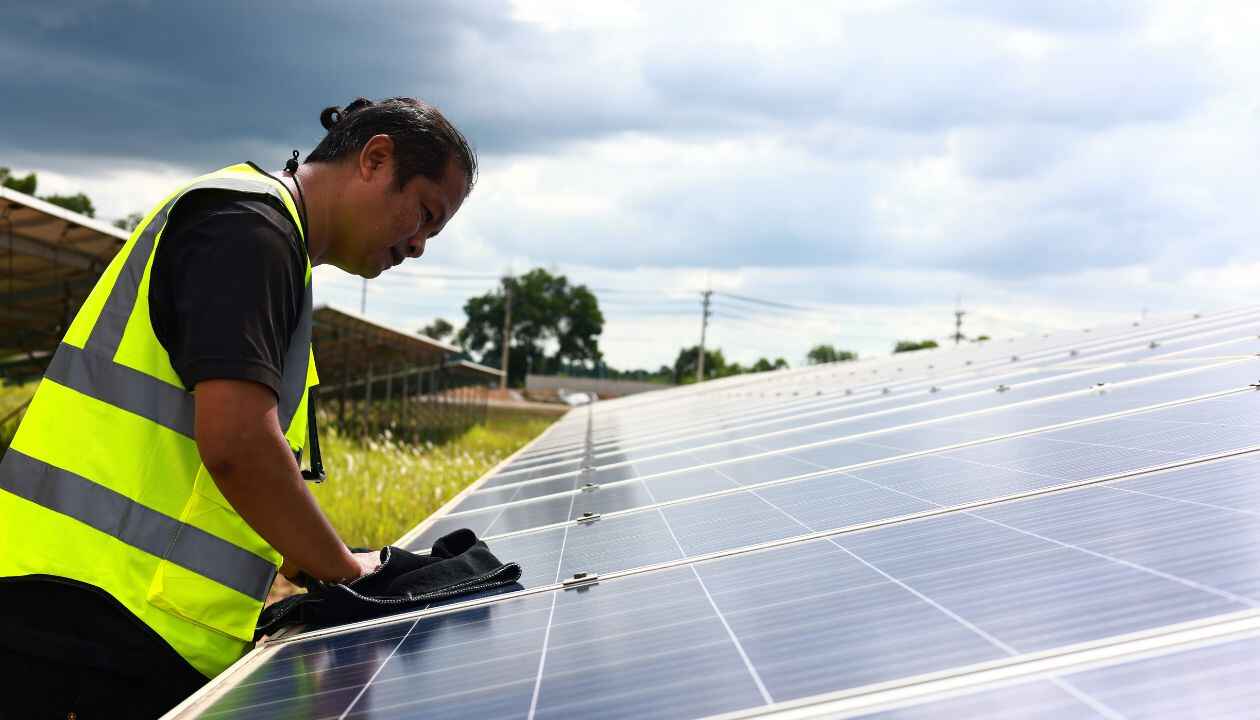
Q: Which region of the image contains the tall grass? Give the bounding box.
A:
[0,382,35,460]
[310,407,556,548]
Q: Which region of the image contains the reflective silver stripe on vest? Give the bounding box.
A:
[277,281,313,430]
[0,449,276,602]
[44,343,195,438]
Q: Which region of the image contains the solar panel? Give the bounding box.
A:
[408,368,1260,549]
[166,309,1260,719]
[799,627,1260,719]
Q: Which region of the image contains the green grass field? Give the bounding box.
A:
[311,407,555,548]
[0,382,35,458]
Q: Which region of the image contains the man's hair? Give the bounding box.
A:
[307,97,477,195]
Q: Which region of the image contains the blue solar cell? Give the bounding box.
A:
[452,474,578,512]
[408,494,575,549]
[1066,634,1260,717]
[642,467,741,502]
[976,487,1260,602]
[484,458,585,486]
[1117,454,1260,513]
[555,512,683,581]
[569,481,654,517]
[693,452,820,485]
[856,633,1260,719]
[756,476,935,529]
[658,493,806,556]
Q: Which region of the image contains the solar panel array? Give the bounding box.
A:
[169,308,1260,719]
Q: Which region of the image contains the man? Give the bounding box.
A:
[0,97,477,718]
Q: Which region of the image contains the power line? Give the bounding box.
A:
[588,286,698,296]
[710,312,810,336]
[711,312,901,343]
[599,303,697,312]
[714,291,822,312]
[710,300,821,317]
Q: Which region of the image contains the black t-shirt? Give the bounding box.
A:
[151,186,307,397]
[0,180,306,698]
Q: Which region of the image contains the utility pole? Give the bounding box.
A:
[499,278,512,390]
[360,278,368,315]
[952,296,966,346]
[696,289,713,383]
[952,309,966,345]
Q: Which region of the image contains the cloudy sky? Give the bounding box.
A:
[5,1,1258,369]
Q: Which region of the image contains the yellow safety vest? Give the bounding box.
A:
[0,163,318,678]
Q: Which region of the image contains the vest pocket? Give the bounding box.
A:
[147,559,260,643]
[145,476,276,644]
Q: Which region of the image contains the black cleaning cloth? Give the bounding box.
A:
[255,529,521,639]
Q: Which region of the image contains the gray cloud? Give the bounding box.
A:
[3,0,1216,167]
[1,0,1247,295]
[2,1,512,165]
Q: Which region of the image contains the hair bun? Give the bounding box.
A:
[319,105,342,131]
[319,98,374,131]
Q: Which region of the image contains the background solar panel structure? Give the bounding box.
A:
[167,309,1260,719]
[491,313,1260,485]
[510,309,1260,463]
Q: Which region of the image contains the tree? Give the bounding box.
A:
[751,357,772,373]
[806,344,858,365]
[41,193,96,218]
[419,317,454,341]
[0,167,37,195]
[972,335,991,342]
[458,268,604,387]
[893,339,939,354]
[1,168,100,219]
[673,345,726,383]
[113,212,144,232]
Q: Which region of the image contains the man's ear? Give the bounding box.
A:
[358,135,396,181]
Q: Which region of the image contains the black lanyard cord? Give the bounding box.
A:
[283,150,325,483]
[300,387,326,482]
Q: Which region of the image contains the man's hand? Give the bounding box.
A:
[350,551,382,580]
[281,550,381,587]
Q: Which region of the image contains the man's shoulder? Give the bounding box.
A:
[166,187,300,245]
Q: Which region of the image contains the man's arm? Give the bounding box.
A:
[195,378,377,583]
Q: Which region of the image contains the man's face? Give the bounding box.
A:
[341,152,467,279]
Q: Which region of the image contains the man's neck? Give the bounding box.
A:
[276,164,335,266]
